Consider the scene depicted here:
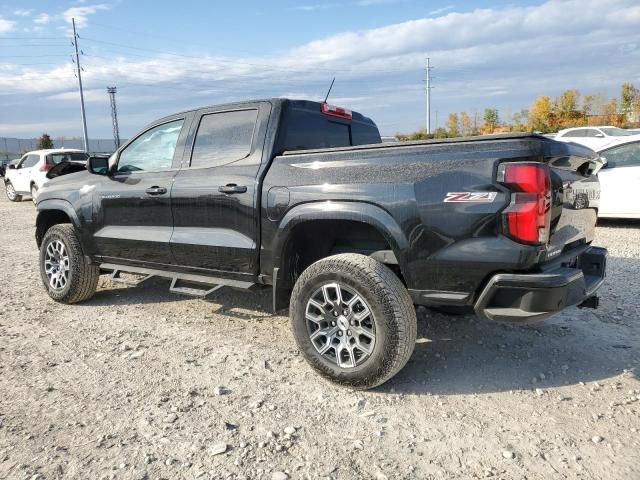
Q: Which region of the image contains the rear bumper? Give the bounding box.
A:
[474,246,607,323]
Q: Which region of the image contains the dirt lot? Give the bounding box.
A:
[0,188,638,480]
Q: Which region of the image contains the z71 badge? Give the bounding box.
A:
[444,192,497,203]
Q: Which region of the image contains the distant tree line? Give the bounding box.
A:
[397,82,640,140]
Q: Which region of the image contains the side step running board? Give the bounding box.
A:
[100,263,255,298]
[169,278,224,298]
[110,269,153,286]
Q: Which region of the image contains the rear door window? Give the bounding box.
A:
[190,109,258,168]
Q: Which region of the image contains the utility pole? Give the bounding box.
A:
[107,87,121,150]
[425,57,434,134]
[72,18,89,152]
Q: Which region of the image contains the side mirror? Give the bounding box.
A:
[8,164,16,170]
[88,156,110,175]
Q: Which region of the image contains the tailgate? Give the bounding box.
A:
[542,140,603,260]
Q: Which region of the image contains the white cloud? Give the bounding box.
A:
[429,5,454,16]
[48,89,106,102]
[0,120,81,136]
[13,9,34,17]
[33,13,51,25]
[357,0,407,6]
[4,0,640,97]
[294,3,342,11]
[0,17,15,33]
[62,4,110,28]
[1,0,640,136]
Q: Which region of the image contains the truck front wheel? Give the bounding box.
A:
[290,253,417,390]
[39,224,100,304]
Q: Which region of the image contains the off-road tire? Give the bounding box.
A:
[5,181,22,202]
[290,253,417,390]
[40,224,100,303]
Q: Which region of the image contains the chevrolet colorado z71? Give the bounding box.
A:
[35,99,607,389]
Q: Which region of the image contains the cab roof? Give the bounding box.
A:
[22,148,86,155]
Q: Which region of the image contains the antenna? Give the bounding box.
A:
[323,77,335,103]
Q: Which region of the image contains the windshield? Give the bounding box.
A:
[600,127,633,136]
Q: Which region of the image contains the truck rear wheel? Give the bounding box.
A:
[290,253,417,390]
[39,224,100,304]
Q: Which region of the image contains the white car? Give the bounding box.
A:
[3,149,88,203]
[555,126,639,150]
[596,138,640,219]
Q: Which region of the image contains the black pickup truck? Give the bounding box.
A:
[34,98,607,389]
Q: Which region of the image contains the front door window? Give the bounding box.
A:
[117,119,184,173]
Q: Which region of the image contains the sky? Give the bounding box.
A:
[0,0,639,139]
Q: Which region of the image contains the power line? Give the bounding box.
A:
[0,54,70,58]
[0,62,61,66]
[0,36,66,40]
[78,36,414,76]
[86,20,183,44]
[0,43,71,47]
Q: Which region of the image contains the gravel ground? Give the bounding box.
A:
[0,187,638,480]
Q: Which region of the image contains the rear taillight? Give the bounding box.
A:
[320,102,352,120]
[40,163,52,172]
[499,163,551,245]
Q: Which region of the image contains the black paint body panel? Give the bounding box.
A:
[36,98,604,313]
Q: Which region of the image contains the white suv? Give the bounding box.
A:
[4,149,88,203]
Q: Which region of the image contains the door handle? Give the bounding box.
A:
[145,186,167,196]
[218,184,247,194]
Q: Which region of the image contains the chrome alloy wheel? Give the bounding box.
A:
[44,240,70,290]
[6,182,16,200]
[305,282,376,368]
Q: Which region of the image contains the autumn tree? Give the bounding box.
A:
[582,94,603,117]
[603,97,618,116]
[459,112,472,136]
[528,96,553,132]
[482,108,499,134]
[621,83,637,114]
[36,133,54,149]
[446,113,460,137]
[555,89,580,116]
[554,89,584,128]
[511,110,529,132]
[633,95,640,118]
